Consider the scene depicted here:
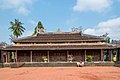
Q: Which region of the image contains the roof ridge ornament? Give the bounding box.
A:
[71,26,82,35]
[36,27,46,34]
[56,28,62,33]
[100,33,108,39]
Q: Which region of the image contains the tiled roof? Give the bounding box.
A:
[4,43,115,50]
[13,32,105,43]
[0,47,2,50]
[117,44,120,48]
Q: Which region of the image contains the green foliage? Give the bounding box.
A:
[106,36,110,43]
[33,21,44,35]
[42,56,48,60]
[113,50,117,55]
[37,21,44,29]
[86,55,93,62]
[9,35,15,43]
[9,19,25,38]
[0,42,7,46]
[111,39,120,44]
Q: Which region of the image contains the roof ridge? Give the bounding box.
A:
[13,35,33,42]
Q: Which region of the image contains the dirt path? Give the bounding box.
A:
[0,67,120,80]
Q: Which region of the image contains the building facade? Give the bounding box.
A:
[2,31,116,63]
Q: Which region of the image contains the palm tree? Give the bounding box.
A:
[33,21,44,35]
[9,19,25,38]
[9,35,15,43]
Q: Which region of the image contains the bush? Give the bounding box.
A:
[113,50,116,55]
[42,56,48,61]
[86,55,93,62]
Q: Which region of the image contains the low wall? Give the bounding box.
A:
[1,61,120,68]
[115,61,120,67]
[84,61,115,66]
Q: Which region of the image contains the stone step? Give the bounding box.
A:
[115,61,120,67]
[0,63,4,68]
[23,62,77,67]
[10,62,25,68]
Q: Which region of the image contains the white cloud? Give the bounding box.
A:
[98,17,120,27]
[73,0,112,12]
[29,20,37,26]
[84,17,120,40]
[17,7,30,15]
[0,0,32,15]
[22,30,33,37]
[84,28,96,35]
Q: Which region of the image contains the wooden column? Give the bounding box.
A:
[47,51,49,62]
[7,52,10,62]
[84,50,86,62]
[1,51,4,63]
[2,51,4,63]
[116,49,118,61]
[110,50,113,61]
[116,50,118,61]
[15,51,17,62]
[6,52,8,63]
[30,51,33,62]
[101,49,104,61]
[0,50,2,62]
[117,49,119,61]
[67,51,69,62]
[2,51,5,63]
[118,49,120,61]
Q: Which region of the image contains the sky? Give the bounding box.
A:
[0,0,120,44]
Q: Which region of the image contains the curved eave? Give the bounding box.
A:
[13,38,105,43]
[3,44,115,50]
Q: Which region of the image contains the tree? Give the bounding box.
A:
[106,36,110,43]
[0,42,8,47]
[111,39,120,44]
[101,33,110,43]
[9,19,25,38]
[33,21,44,35]
[9,35,15,43]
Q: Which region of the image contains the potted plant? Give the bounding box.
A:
[113,50,117,62]
[42,56,48,62]
[68,55,73,62]
[86,55,93,62]
[113,50,116,55]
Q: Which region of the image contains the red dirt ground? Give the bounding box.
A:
[0,67,120,80]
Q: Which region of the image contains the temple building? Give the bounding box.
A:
[1,28,118,63]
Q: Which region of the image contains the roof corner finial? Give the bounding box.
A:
[56,28,62,33]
